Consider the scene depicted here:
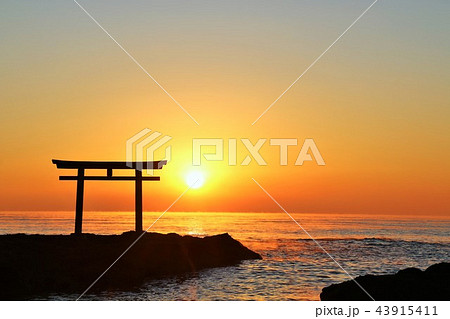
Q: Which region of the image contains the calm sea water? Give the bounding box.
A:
[1,211,449,300]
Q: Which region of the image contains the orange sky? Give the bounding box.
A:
[1,0,449,215]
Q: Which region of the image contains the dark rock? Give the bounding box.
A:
[320,262,450,301]
[0,232,261,300]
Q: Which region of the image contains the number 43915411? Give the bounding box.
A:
[376,306,437,316]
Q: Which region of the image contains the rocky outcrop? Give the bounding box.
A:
[320,262,450,300]
[0,232,261,300]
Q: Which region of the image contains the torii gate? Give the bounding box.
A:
[52,159,167,234]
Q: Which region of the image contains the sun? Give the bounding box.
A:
[185,171,205,189]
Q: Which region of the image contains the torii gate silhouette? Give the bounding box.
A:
[52,159,167,234]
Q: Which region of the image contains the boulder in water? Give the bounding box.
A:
[320,262,450,300]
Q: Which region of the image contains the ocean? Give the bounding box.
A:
[1,211,449,300]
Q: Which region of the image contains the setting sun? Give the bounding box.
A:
[185,171,205,189]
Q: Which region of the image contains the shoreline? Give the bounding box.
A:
[0,232,261,300]
[321,262,450,301]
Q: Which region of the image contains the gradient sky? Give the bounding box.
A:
[1,0,449,215]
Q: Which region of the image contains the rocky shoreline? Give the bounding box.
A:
[320,262,450,300]
[0,232,261,300]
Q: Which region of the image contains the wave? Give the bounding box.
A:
[296,237,450,246]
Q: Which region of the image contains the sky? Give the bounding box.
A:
[0,0,449,215]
